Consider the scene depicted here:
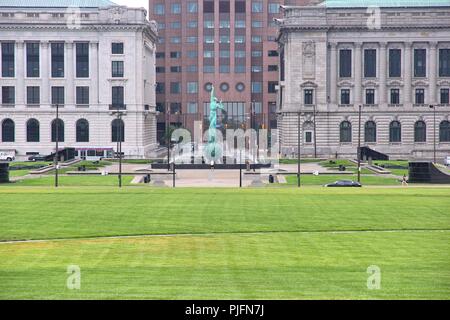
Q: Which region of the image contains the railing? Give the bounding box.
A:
[109,104,127,111]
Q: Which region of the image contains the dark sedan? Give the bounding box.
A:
[325,180,362,188]
[28,154,49,162]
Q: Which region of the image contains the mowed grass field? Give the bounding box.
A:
[0,187,449,299]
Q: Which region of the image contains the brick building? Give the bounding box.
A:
[148,0,318,144]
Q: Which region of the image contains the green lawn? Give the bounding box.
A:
[0,187,449,299]
[11,175,133,187]
[285,174,400,186]
[9,170,29,178]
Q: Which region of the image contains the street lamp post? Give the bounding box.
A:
[54,104,59,188]
[112,107,124,188]
[313,103,318,159]
[297,111,301,188]
[430,105,437,163]
[357,105,362,183]
[166,102,171,171]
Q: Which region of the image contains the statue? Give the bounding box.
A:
[206,86,225,161]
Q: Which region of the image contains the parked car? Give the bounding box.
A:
[0,150,16,162]
[28,154,49,162]
[445,156,450,167]
[325,180,362,188]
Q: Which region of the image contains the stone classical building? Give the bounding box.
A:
[277,1,450,160]
[0,0,158,159]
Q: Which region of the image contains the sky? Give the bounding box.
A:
[113,0,149,14]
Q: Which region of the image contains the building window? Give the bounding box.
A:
[415,89,425,104]
[171,66,182,73]
[268,3,279,14]
[365,89,375,105]
[440,121,450,142]
[170,51,181,59]
[187,82,198,94]
[171,37,182,44]
[204,0,214,13]
[304,89,314,105]
[112,119,125,143]
[220,82,230,92]
[268,82,278,94]
[236,83,245,92]
[26,43,40,78]
[187,102,198,114]
[439,49,450,77]
[27,86,40,105]
[219,20,230,28]
[170,82,181,94]
[156,83,165,94]
[365,121,377,143]
[235,0,246,13]
[219,65,230,73]
[171,3,181,14]
[112,43,124,54]
[235,65,245,73]
[389,49,401,78]
[1,119,14,142]
[252,21,263,28]
[112,61,124,77]
[156,52,165,59]
[305,131,313,144]
[156,67,165,73]
[51,43,64,78]
[26,119,40,142]
[112,86,124,108]
[76,87,89,105]
[220,36,230,44]
[251,36,262,43]
[188,2,198,13]
[187,21,197,28]
[154,3,165,15]
[268,50,279,57]
[414,121,427,143]
[170,103,181,114]
[390,89,400,104]
[51,119,65,142]
[340,121,352,143]
[76,43,89,78]
[2,86,15,104]
[252,82,263,93]
[1,43,14,77]
[364,49,377,78]
[186,36,198,44]
[235,36,245,44]
[414,49,426,77]
[171,22,181,29]
[252,1,263,13]
[251,65,262,73]
[339,49,352,78]
[186,65,198,72]
[204,36,214,44]
[51,86,64,105]
[268,65,278,72]
[340,89,351,105]
[441,88,450,104]
[235,20,245,28]
[389,121,402,142]
[76,119,89,142]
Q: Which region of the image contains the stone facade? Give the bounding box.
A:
[0,4,158,159]
[277,5,450,160]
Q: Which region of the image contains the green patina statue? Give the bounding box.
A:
[206,86,225,160]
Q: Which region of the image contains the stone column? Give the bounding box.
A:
[429,41,438,105]
[16,41,25,105]
[329,42,337,104]
[379,42,387,105]
[90,41,99,106]
[404,42,412,105]
[41,41,49,105]
[354,42,362,105]
[66,41,74,106]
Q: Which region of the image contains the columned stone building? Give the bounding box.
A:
[277,2,450,160]
[0,0,158,159]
